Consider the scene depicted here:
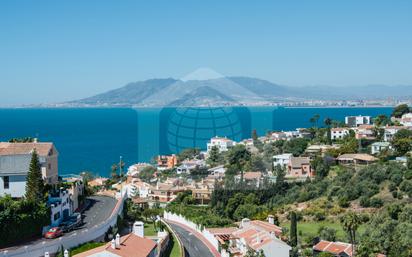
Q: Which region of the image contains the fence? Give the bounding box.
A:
[163,211,220,253]
[3,192,127,257]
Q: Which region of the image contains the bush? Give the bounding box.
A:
[359,196,370,207]
[338,196,350,208]
[369,198,384,208]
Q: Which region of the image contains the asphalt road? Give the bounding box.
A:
[2,195,116,253]
[169,223,214,257]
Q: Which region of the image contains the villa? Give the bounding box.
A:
[330,128,351,140]
[207,136,236,153]
[371,142,391,155]
[336,153,378,165]
[345,115,371,127]
[0,141,59,198]
[209,217,290,257]
[287,156,315,179]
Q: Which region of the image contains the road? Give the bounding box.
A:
[2,195,116,256]
[168,223,214,257]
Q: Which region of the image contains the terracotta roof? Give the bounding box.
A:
[250,220,283,237]
[74,233,157,257]
[337,153,378,162]
[357,125,374,130]
[313,240,353,257]
[0,142,55,156]
[243,172,262,180]
[290,157,310,168]
[331,128,350,132]
[207,227,238,235]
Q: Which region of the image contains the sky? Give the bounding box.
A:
[1,0,412,105]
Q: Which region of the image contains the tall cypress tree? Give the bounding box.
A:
[25,149,45,202]
[290,211,298,247]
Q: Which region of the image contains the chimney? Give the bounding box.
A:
[268,215,275,225]
[241,218,250,229]
[33,138,38,143]
[115,233,120,248]
[133,221,144,237]
[44,252,49,257]
[111,239,116,249]
[64,250,69,257]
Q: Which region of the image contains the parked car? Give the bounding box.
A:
[44,227,63,239]
[60,212,83,232]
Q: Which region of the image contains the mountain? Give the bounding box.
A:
[68,77,412,107]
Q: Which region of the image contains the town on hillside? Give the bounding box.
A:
[1,104,412,257]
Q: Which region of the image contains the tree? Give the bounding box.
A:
[226,145,251,183]
[282,138,309,156]
[392,129,412,155]
[373,114,391,126]
[340,212,362,256]
[252,129,258,141]
[392,104,410,118]
[290,211,298,247]
[138,166,156,182]
[318,226,337,241]
[25,150,45,202]
[178,148,200,161]
[207,145,223,167]
[111,164,118,178]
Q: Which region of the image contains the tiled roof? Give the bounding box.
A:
[243,172,262,180]
[290,157,310,167]
[337,153,378,162]
[74,233,157,257]
[0,142,55,156]
[313,240,353,256]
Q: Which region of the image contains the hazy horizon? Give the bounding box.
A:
[1,1,412,105]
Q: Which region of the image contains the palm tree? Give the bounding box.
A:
[324,117,332,127]
[340,212,362,256]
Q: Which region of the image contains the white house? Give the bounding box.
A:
[176,159,206,174]
[48,189,72,227]
[371,142,391,155]
[128,179,151,198]
[0,142,59,198]
[400,113,412,126]
[383,126,404,141]
[208,165,226,178]
[207,136,236,153]
[331,128,351,140]
[273,153,292,168]
[228,218,290,257]
[345,115,371,127]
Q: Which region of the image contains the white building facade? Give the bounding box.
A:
[207,137,236,153]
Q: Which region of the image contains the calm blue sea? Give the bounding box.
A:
[0,107,391,177]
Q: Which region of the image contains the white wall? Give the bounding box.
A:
[0,175,27,198]
[3,193,127,257]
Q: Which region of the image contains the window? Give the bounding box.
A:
[4,176,9,189]
[54,212,60,221]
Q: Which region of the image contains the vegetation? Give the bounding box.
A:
[25,150,45,202]
[0,195,50,247]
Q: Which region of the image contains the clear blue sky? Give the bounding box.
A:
[1,0,412,105]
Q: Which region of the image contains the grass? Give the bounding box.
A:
[144,221,157,236]
[169,231,183,257]
[68,242,105,256]
[281,221,366,241]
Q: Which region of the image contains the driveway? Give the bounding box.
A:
[168,222,215,257]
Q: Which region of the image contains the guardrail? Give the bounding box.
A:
[161,219,185,257]
[2,193,126,257]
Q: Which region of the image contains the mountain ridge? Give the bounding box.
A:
[68,76,412,107]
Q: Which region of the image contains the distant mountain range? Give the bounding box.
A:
[67,77,412,107]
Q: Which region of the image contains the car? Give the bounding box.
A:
[44,227,63,239]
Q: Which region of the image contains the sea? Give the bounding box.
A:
[0,107,392,177]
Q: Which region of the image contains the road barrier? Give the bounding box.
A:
[160,219,185,257]
[163,211,220,254]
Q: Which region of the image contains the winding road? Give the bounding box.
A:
[168,222,215,257]
[2,195,117,257]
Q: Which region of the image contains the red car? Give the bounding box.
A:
[44,227,63,239]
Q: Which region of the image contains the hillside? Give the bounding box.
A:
[68,76,412,107]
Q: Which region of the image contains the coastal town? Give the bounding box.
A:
[1,104,412,257]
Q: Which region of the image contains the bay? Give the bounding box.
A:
[0,107,392,177]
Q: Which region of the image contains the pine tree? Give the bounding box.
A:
[25,150,45,202]
[290,211,298,247]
